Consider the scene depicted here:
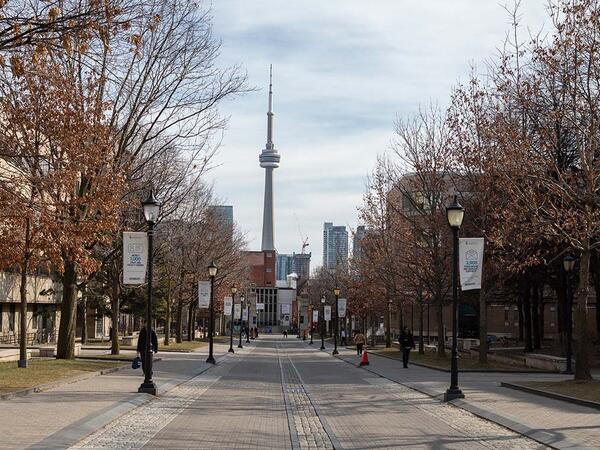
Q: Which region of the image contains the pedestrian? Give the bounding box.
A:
[340,328,347,346]
[354,330,365,356]
[255,327,259,338]
[283,329,288,338]
[136,322,158,376]
[399,327,415,368]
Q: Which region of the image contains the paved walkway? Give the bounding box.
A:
[61,337,543,449]
[327,343,600,450]
[0,344,230,449]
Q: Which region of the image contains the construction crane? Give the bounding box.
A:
[294,213,310,254]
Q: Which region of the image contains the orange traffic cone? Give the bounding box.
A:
[360,350,369,366]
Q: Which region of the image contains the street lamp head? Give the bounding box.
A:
[208,261,218,277]
[142,190,161,224]
[446,195,464,229]
[333,287,340,297]
[320,296,326,304]
[563,254,576,273]
[240,295,245,304]
[231,285,237,294]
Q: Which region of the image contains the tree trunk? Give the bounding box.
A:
[518,296,524,342]
[522,282,533,352]
[187,302,195,341]
[164,277,171,346]
[18,255,30,368]
[110,270,120,355]
[478,287,488,364]
[532,283,541,350]
[81,284,88,345]
[56,261,78,359]
[593,268,600,342]
[176,285,184,343]
[436,300,445,357]
[574,245,592,380]
[418,301,424,354]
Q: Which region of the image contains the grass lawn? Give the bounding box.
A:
[0,359,125,394]
[160,340,208,352]
[518,379,600,403]
[373,347,533,371]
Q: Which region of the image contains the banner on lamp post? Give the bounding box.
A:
[338,298,347,318]
[224,297,233,316]
[324,305,331,321]
[312,310,319,322]
[242,308,248,321]
[459,238,484,291]
[234,303,241,320]
[198,281,211,308]
[256,303,265,311]
[122,232,148,285]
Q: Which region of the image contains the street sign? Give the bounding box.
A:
[198,281,210,308]
[338,298,347,318]
[324,305,331,321]
[122,232,147,285]
[224,297,233,316]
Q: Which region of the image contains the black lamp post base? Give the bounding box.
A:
[332,349,339,355]
[138,381,157,396]
[238,344,243,349]
[320,345,325,350]
[228,347,235,353]
[309,340,313,345]
[18,359,27,368]
[443,388,464,402]
[206,356,216,364]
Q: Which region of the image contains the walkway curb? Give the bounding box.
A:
[501,381,600,411]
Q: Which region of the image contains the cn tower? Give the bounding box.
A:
[259,65,280,251]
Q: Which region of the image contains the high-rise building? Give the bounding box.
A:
[276,254,294,280]
[353,225,367,259]
[259,65,280,251]
[208,205,233,228]
[323,222,348,269]
[292,252,311,281]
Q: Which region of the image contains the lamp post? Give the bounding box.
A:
[563,255,575,374]
[228,286,237,353]
[238,295,244,349]
[444,195,465,402]
[320,296,326,350]
[138,190,161,395]
[246,299,251,344]
[333,287,340,355]
[309,305,314,345]
[206,261,217,364]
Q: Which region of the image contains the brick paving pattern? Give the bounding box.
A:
[277,342,334,450]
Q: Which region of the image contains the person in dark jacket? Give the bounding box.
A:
[137,324,158,375]
[399,327,415,368]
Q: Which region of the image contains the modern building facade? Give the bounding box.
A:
[209,205,233,228]
[276,254,294,280]
[292,252,311,281]
[323,222,349,269]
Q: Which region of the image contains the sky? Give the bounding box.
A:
[206,0,549,270]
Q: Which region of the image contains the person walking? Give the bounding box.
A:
[283,329,288,338]
[354,330,366,356]
[340,328,347,346]
[136,323,159,376]
[399,327,415,368]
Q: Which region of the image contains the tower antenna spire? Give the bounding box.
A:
[267,64,274,148]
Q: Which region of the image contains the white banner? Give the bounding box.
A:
[224,297,233,316]
[122,232,148,285]
[198,281,211,308]
[234,303,242,320]
[338,298,347,318]
[281,303,290,315]
[256,303,265,311]
[312,310,319,322]
[459,238,484,291]
[324,305,331,321]
[242,308,248,321]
